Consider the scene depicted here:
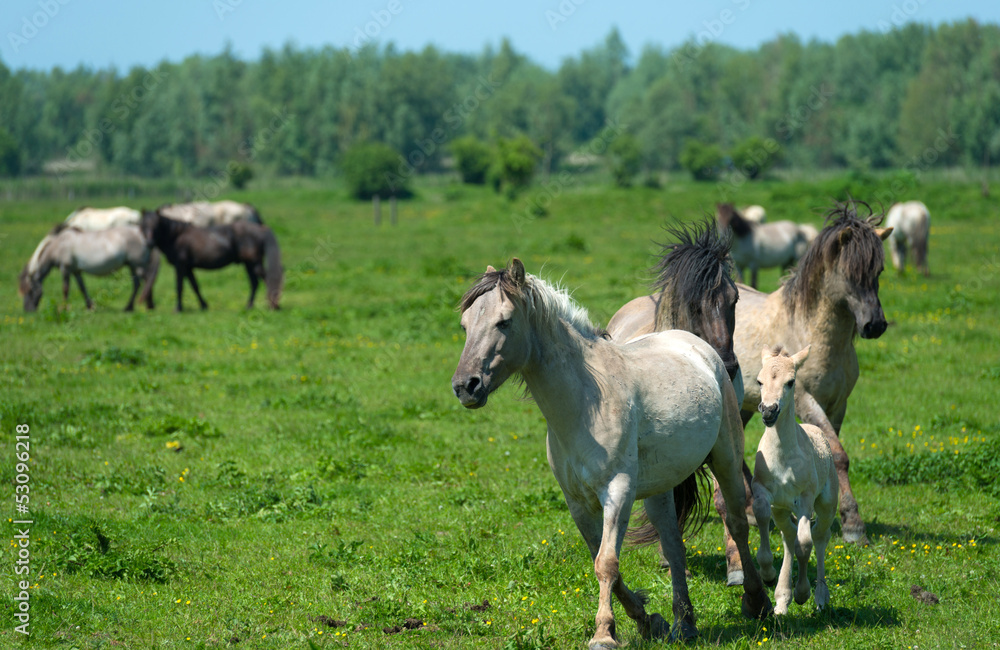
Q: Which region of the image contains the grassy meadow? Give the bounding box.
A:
[1,175,999,648]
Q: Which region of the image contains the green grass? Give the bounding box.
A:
[1,176,998,648]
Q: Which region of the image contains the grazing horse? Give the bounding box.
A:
[885,201,930,276]
[452,259,771,648]
[65,206,141,229]
[18,224,155,312]
[140,210,282,311]
[158,200,263,227]
[723,200,892,570]
[752,345,838,614]
[717,203,817,288]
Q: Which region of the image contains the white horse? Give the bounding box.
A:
[752,345,837,614]
[452,259,771,648]
[18,224,155,312]
[885,200,930,276]
[717,203,817,288]
[157,200,262,227]
[65,206,141,230]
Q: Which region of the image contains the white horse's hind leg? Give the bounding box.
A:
[643,491,695,641]
[812,471,838,610]
[793,514,813,605]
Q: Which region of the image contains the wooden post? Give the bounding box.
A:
[373,194,381,226]
[390,194,398,226]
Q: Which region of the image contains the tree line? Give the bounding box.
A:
[0,19,998,185]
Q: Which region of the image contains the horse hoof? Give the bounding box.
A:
[726,570,744,587]
[668,620,698,643]
[842,527,869,546]
[742,592,773,620]
[640,613,670,640]
[588,640,619,650]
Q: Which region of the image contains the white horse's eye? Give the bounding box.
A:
[786,379,795,388]
[497,319,511,330]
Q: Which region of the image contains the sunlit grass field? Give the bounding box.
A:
[1,176,998,648]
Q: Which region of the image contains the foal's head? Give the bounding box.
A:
[653,221,739,380]
[783,200,893,339]
[757,345,810,427]
[452,258,535,409]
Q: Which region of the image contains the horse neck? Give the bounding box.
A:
[27,236,59,279]
[761,394,805,457]
[780,275,857,353]
[518,312,599,429]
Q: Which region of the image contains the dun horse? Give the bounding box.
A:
[607,222,750,579]
[18,224,155,312]
[140,209,282,311]
[717,202,817,288]
[728,200,892,564]
[885,200,930,276]
[752,345,838,614]
[452,259,771,648]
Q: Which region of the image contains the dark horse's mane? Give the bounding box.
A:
[651,220,734,331]
[781,199,885,316]
[716,203,753,238]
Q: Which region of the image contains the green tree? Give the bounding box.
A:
[680,140,723,181]
[730,136,781,180]
[491,135,542,195]
[607,133,641,187]
[0,128,21,176]
[341,142,411,199]
[451,136,493,184]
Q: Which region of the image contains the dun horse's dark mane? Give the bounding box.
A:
[781,199,885,316]
[717,203,753,238]
[50,223,79,235]
[652,220,734,328]
[458,268,522,314]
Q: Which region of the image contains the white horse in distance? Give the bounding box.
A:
[885,200,930,276]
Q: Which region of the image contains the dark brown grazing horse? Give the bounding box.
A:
[140,209,283,311]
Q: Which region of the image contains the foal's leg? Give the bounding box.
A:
[793,512,814,606]
[797,391,867,544]
[244,262,260,309]
[643,491,694,641]
[771,508,797,615]
[186,270,209,310]
[73,272,94,309]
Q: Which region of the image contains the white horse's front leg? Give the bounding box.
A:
[589,473,637,650]
[772,508,797,615]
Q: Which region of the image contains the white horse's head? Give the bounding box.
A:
[451,258,534,409]
[756,345,810,426]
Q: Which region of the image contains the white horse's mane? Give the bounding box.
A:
[525,274,599,339]
[25,234,55,275]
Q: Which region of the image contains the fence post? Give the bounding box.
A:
[390,194,397,226]
[373,195,381,226]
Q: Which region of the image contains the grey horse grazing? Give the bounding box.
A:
[452,259,771,649]
[717,202,817,288]
[18,224,155,312]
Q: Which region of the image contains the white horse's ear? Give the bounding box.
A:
[875,227,893,241]
[509,258,526,286]
[791,345,811,369]
[486,265,497,273]
[837,226,854,248]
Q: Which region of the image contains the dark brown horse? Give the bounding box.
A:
[140,209,283,311]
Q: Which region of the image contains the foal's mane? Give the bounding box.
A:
[459,266,602,340]
[652,220,734,330]
[782,199,885,316]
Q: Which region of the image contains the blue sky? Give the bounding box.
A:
[2,0,998,71]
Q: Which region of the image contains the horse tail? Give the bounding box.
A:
[139,247,160,308]
[625,464,712,547]
[262,226,283,309]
